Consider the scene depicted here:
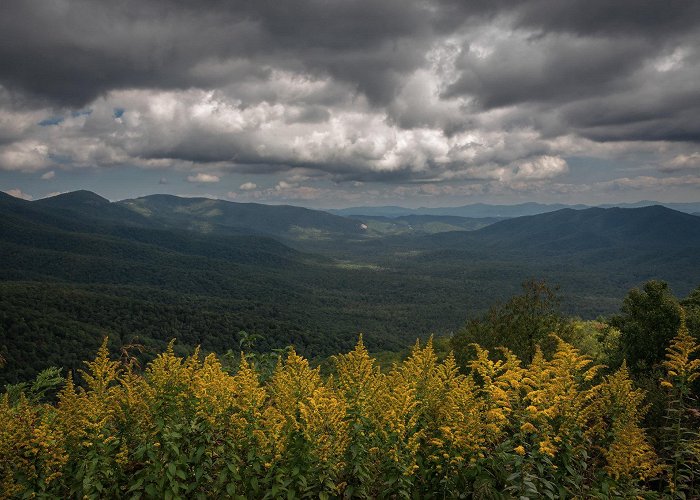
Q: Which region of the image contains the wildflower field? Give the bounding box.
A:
[1,324,698,499]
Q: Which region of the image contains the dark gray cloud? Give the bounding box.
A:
[448,35,651,108]
[510,0,700,38]
[0,0,260,106]
[0,0,440,107]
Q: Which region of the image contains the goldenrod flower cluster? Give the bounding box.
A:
[0,331,698,498]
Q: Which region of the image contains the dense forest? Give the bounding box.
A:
[2,191,700,386]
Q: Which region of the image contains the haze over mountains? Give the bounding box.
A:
[329,201,700,218]
[2,189,700,384]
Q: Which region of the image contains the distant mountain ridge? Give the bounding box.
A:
[478,205,700,250]
[9,191,368,241]
[329,200,700,218]
[409,205,700,308]
[597,201,700,213]
[0,191,301,269]
[118,194,366,240]
[32,190,158,228]
[428,205,700,252]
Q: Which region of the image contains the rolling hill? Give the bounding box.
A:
[408,206,700,300]
[32,190,155,228]
[118,194,367,240]
[426,205,700,252]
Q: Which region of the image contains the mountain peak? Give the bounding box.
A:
[36,190,110,208]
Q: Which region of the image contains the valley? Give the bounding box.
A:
[2,190,699,384]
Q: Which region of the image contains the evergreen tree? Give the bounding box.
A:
[610,281,681,373]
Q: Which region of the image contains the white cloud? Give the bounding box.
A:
[599,175,700,190]
[661,152,700,172]
[0,140,51,172]
[0,81,695,205]
[186,172,220,183]
[40,170,55,180]
[653,47,687,73]
[0,88,577,184]
[4,188,33,200]
[512,156,569,180]
[237,183,350,203]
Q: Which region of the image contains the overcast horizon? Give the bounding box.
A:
[1,1,699,207]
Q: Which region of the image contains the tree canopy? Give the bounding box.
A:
[451,279,572,366]
[610,280,683,373]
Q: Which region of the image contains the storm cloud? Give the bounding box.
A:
[0,0,698,205]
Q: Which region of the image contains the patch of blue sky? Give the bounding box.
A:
[560,157,624,183]
[38,116,64,126]
[48,153,73,165]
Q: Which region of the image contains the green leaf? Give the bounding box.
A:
[523,481,537,491]
[127,478,145,493]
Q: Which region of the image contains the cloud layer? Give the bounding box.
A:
[0,0,699,204]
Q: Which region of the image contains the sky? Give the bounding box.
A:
[1,0,699,208]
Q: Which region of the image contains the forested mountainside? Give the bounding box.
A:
[2,191,700,385]
[118,193,367,240]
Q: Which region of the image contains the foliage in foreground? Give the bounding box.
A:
[1,327,699,499]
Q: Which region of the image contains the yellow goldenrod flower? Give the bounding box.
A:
[520,422,537,434]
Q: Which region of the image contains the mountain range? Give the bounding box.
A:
[329,200,700,218]
[422,205,700,252]
[2,190,699,384]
